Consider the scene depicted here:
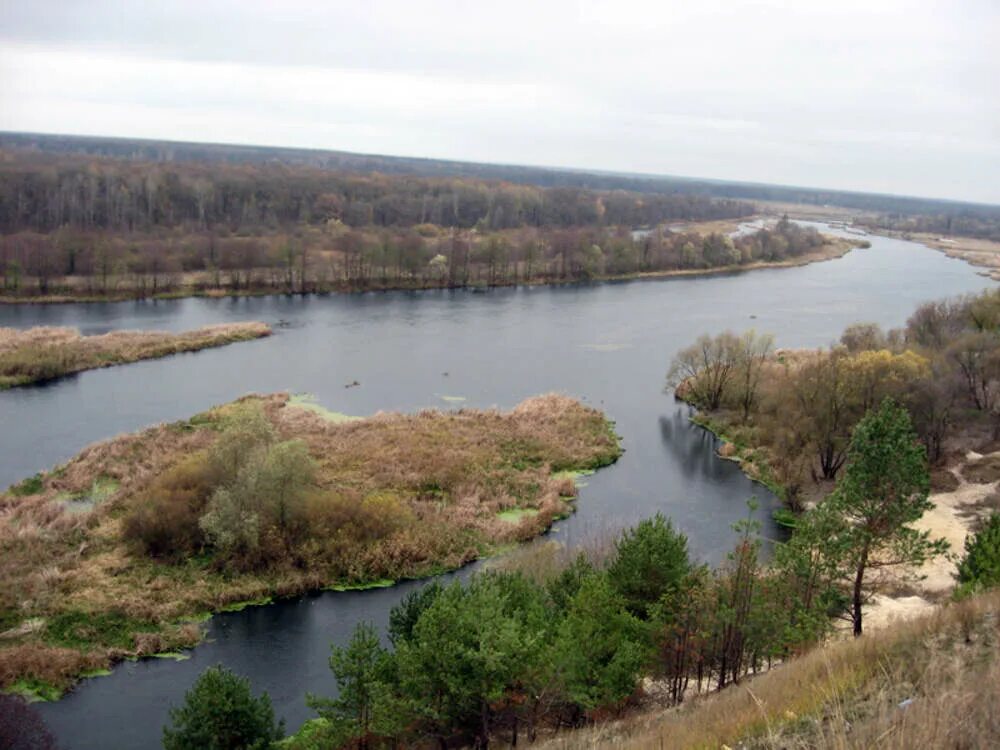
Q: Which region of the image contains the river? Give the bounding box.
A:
[0,225,992,748]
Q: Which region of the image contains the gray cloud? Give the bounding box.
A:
[1,0,997,203]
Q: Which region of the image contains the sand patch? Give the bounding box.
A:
[863,459,999,630]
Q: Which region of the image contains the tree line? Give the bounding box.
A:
[856,212,1000,242]
[668,288,1000,506]
[0,216,830,298]
[4,132,997,223]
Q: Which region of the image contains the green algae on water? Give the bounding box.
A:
[218,596,273,613]
[325,578,396,592]
[287,393,361,423]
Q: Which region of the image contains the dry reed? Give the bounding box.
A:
[0,322,271,388]
[0,392,620,696]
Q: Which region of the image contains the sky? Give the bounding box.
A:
[1,0,998,204]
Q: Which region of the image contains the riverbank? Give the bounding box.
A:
[0,322,271,388]
[683,389,992,634]
[533,584,1000,749]
[905,232,1000,281]
[0,236,863,305]
[0,393,620,701]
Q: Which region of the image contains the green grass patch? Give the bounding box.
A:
[497,508,540,524]
[80,668,113,679]
[57,476,121,513]
[44,610,152,650]
[772,508,799,529]
[5,678,63,702]
[8,473,44,496]
[552,468,596,491]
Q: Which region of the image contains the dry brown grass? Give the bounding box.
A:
[0,392,620,697]
[0,322,271,388]
[528,589,1000,750]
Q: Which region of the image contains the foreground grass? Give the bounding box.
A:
[0,393,620,699]
[0,322,271,388]
[534,587,1000,749]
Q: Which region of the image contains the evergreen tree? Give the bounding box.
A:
[957,512,1000,595]
[825,399,947,635]
[552,573,648,714]
[162,665,283,750]
[395,572,550,747]
[607,513,691,617]
[307,622,401,749]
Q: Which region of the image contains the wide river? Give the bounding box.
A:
[0,225,993,748]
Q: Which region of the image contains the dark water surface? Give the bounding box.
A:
[0,226,993,748]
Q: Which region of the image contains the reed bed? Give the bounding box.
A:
[0,321,271,388]
[0,392,620,698]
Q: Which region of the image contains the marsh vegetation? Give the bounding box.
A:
[0,393,619,699]
[0,322,271,388]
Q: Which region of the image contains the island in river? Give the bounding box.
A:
[0,392,620,701]
[0,322,271,388]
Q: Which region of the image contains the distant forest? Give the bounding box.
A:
[0,149,752,234]
[855,213,1000,242]
[3,131,999,220]
[0,131,994,298]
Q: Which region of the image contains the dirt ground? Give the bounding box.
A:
[860,451,999,631]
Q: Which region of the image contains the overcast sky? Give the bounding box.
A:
[1,0,997,204]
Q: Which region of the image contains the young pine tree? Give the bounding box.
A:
[826,399,947,636]
[307,622,402,750]
[162,665,283,750]
[957,512,1000,596]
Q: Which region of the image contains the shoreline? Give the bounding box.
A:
[0,238,862,306]
[684,398,988,634]
[862,227,1000,281]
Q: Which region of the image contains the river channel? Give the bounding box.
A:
[0,225,992,748]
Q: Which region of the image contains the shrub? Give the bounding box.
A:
[957,512,1000,596]
[123,453,215,559]
[208,405,275,485]
[302,490,415,549]
[200,438,315,565]
[162,665,284,750]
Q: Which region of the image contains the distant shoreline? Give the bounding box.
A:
[0,237,862,306]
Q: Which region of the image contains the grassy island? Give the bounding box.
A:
[0,322,272,388]
[0,393,620,699]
